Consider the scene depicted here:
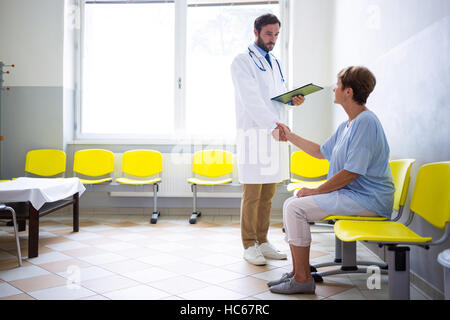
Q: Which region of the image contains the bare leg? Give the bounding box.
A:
[290,244,312,283]
[290,247,296,275]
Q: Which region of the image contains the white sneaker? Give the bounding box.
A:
[243,244,266,266]
[259,242,287,260]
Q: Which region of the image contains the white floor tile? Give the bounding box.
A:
[64,232,101,241]
[108,233,148,242]
[123,267,178,283]
[253,290,321,300]
[28,285,97,300]
[81,225,116,232]
[187,268,245,285]
[325,288,366,300]
[103,285,171,300]
[78,253,128,265]
[0,282,23,298]
[39,225,73,231]
[251,268,289,282]
[57,265,115,282]
[0,265,50,281]
[192,253,242,267]
[27,252,72,265]
[94,242,138,252]
[0,250,16,260]
[136,253,185,266]
[178,285,247,300]
[45,241,89,251]
[36,232,57,239]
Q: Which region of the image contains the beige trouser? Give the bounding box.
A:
[240,183,277,249]
[283,196,379,247]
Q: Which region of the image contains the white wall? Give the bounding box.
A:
[288,0,334,146]
[0,0,65,179]
[0,0,64,87]
[330,0,450,297]
[63,0,80,148]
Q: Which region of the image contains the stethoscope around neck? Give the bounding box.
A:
[248,46,285,83]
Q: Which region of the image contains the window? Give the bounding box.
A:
[186,1,280,137]
[81,1,175,137]
[79,0,283,141]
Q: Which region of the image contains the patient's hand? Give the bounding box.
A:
[272,127,287,142]
[276,123,291,140]
[296,187,318,197]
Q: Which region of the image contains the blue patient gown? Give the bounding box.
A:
[312,110,395,218]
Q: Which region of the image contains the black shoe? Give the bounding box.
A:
[312,273,323,283]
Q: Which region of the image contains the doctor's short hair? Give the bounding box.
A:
[254,13,281,33]
[338,66,376,105]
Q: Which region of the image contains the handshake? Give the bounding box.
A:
[271,94,304,142]
[272,122,292,142]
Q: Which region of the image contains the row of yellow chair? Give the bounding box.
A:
[23,149,234,224]
[287,152,418,281]
[290,151,450,299]
[309,159,416,283]
[334,161,450,299]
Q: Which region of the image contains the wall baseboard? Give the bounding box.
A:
[53,206,283,217]
[410,271,445,300]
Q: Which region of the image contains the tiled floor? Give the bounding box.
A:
[0,210,430,300]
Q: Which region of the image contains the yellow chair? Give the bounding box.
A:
[187,150,233,224]
[73,149,114,184]
[2,149,67,231]
[25,149,66,177]
[334,161,450,299]
[311,159,416,281]
[287,150,329,192]
[116,150,162,224]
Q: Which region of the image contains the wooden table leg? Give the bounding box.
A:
[18,219,26,232]
[73,192,79,232]
[28,203,39,258]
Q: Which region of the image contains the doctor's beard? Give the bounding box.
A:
[256,35,275,52]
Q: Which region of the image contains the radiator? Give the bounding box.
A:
[110,153,241,198]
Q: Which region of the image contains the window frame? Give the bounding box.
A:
[75,0,290,144]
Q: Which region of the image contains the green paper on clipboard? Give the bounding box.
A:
[272,83,324,105]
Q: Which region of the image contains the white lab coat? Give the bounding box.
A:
[231,43,289,184]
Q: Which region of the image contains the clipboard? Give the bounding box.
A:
[271,83,324,105]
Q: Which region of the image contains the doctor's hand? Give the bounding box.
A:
[292,95,305,106]
[296,187,319,198]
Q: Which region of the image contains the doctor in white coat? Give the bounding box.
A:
[231,14,305,265]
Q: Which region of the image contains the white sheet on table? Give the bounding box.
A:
[0,177,86,210]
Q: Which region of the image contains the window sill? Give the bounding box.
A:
[69,138,237,146]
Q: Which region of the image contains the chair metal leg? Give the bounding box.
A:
[4,206,22,267]
[387,246,410,300]
[190,184,201,224]
[313,240,389,281]
[312,236,343,269]
[341,241,358,271]
[151,183,160,224]
[313,235,388,272]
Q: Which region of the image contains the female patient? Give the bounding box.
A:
[270,66,395,294]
